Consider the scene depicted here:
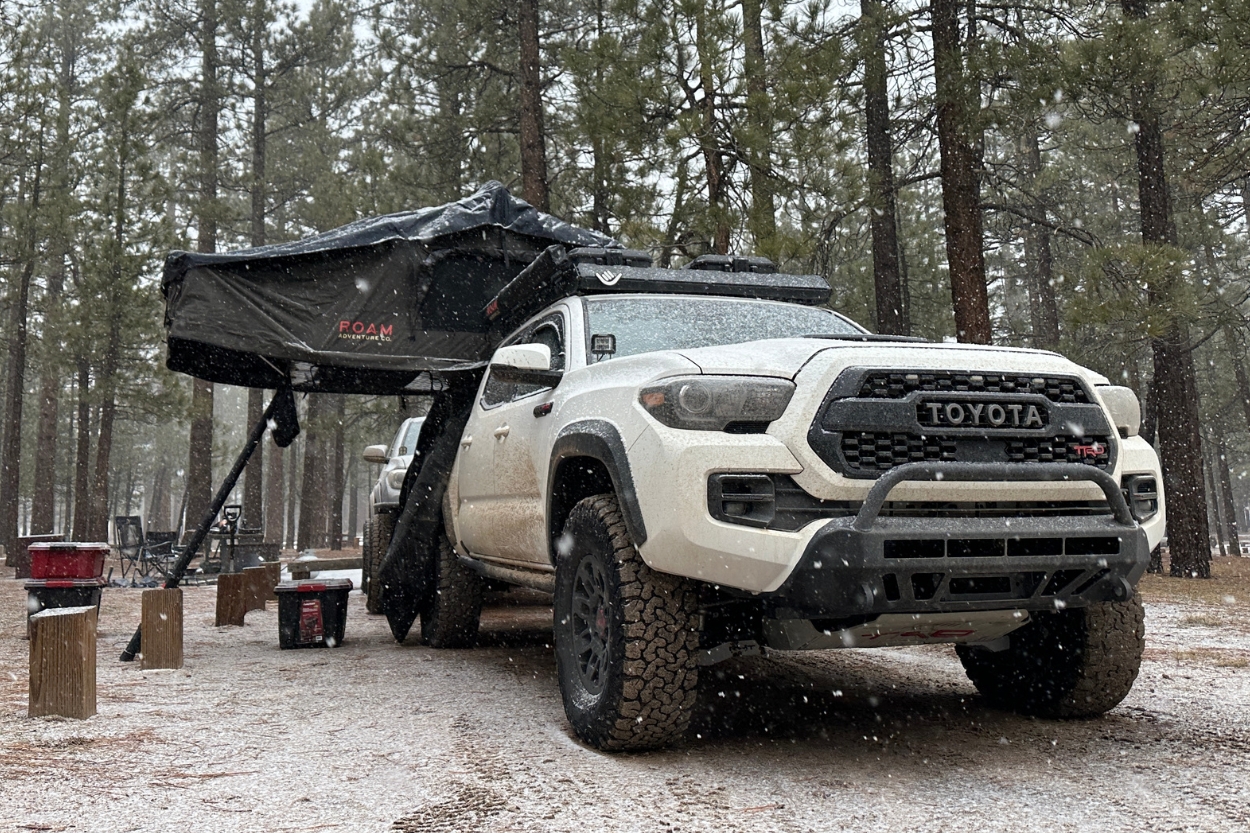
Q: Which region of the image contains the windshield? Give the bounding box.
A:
[583,296,863,361]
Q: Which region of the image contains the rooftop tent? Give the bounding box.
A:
[161,182,619,394]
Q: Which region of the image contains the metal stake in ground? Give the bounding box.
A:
[119,388,298,661]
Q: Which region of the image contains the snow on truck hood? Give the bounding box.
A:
[675,337,1109,385]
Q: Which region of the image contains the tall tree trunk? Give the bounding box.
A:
[286,436,299,549]
[1217,432,1239,548]
[742,0,776,257]
[1204,450,1225,557]
[1121,0,1209,578]
[861,0,907,335]
[1021,129,1060,350]
[347,455,358,545]
[32,19,77,535]
[297,395,324,551]
[187,0,220,531]
[70,360,92,541]
[695,7,731,254]
[518,0,549,211]
[329,396,345,551]
[931,0,990,343]
[0,157,42,557]
[265,444,284,545]
[242,1,268,532]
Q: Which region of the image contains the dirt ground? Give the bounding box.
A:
[1,558,1249,833]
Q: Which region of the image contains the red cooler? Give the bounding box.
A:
[29,542,108,579]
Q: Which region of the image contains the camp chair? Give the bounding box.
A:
[115,516,145,580]
[115,516,180,583]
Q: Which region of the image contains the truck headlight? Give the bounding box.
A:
[1098,386,1140,438]
[639,376,795,431]
[386,469,407,490]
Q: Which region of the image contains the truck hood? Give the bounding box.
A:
[675,337,1109,385]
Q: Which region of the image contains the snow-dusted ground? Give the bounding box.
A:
[1,561,1248,832]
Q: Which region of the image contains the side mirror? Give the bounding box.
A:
[363,444,389,464]
[490,344,563,388]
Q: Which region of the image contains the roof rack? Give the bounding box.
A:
[482,246,831,334]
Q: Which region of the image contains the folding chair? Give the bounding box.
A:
[115,516,145,581]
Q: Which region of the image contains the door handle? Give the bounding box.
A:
[461,436,473,447]
[493,424,511,439]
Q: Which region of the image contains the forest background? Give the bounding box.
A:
[2,0,1248,579]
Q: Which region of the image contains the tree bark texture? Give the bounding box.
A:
[931,0,990,343]
[1217,433,1239,548]
[695,7,731,255]
[70,360,92,541]
[861,0,907,335]
[1121,0,1209,578]
[0,161,41,557]
[297,395,326,551]
[187,0,220,530]
[32,23,77,535]
[742,0,776,257]
[518,0,549,211]
[243,389,265,529]
[265,443,284,545]
[330,396,345,550]
[286,437,298,548]
[1021,130,1059,350]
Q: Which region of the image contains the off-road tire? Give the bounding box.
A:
[366,513,394,615]
[956,596,1145,718]
[553,494,701,751]
[361,517,375,605]
[418,535,484,648]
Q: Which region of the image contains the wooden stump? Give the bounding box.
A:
[215,573,248,627]
[141,588,183,670]
[29,606,97,719]
[242,567,268,614]
[258,561,280,602]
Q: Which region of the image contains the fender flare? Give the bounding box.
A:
[548,419,648,549]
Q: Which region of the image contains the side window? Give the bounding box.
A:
[481,371,514,409]
[514,314,564,400]
[479,311,565,408]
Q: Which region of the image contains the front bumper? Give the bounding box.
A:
[763,463,1149,619]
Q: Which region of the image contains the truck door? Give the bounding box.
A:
[455,312,565,563]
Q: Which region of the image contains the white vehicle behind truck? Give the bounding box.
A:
[383,249,1163,751]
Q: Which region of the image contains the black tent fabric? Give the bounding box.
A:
[162,182,619,393]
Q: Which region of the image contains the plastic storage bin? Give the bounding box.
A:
[29,542,108,579]
[25,577,107,638]
[275,579,352,649]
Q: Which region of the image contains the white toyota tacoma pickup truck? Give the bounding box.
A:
[399,251,1163,751]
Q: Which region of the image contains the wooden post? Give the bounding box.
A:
[259,561,280,602]
[215,573,248,627]
[242,567,268,613]
[140,588,183,670]
[29,606,97,719]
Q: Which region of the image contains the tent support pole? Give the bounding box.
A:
[119,394,280,662]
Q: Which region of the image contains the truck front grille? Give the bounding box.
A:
[839,431,1113,474]
[810,368,1116,479]
[857,371,1090,404]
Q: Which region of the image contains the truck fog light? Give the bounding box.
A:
[708,474,776,527]
[1122,475,1158,522]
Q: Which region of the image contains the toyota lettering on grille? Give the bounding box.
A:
[917,400,1047,429]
